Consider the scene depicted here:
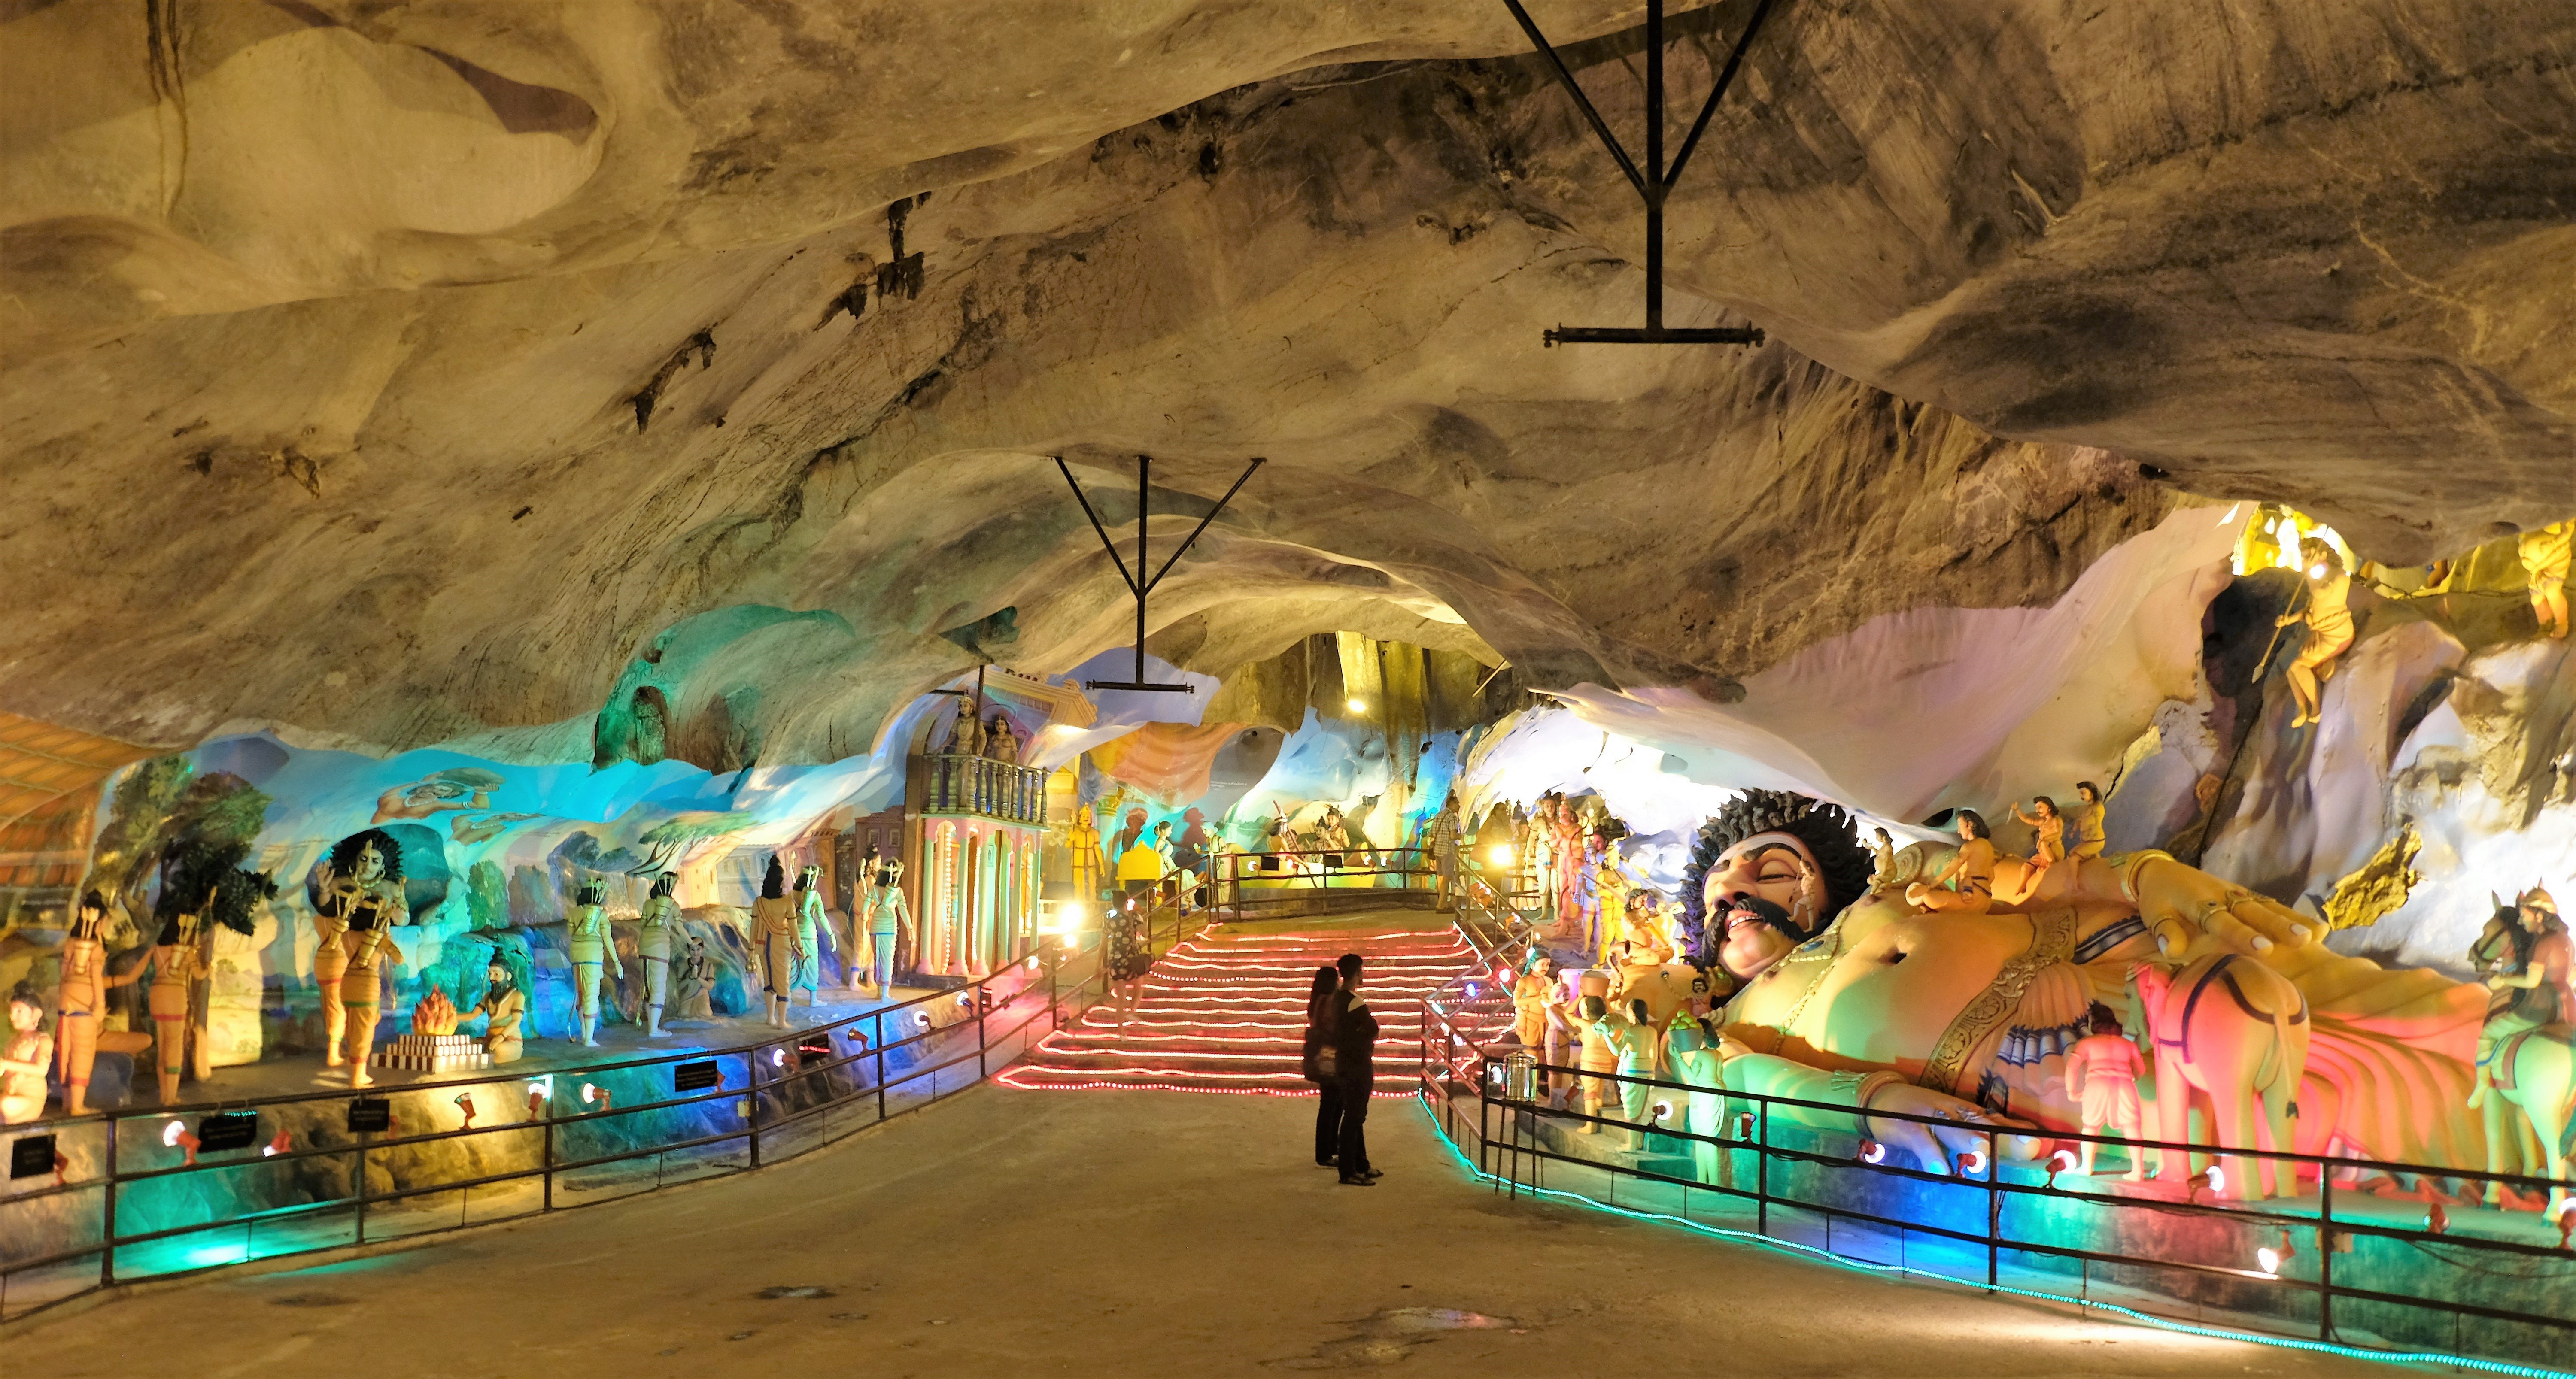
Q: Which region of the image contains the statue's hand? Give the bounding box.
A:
[2128,857,2315,960]
[1862,1085,2042,1175]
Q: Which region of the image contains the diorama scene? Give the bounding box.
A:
[1,1,2569,1374]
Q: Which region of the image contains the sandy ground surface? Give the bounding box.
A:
[4,1085,2395,1378]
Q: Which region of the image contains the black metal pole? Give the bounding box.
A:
[1135,455,1149,684]
[1645,0,1664,332]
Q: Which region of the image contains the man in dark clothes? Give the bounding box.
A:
[1330,951,1382,1186]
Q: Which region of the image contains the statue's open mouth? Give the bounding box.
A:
[1716,893,1799,942]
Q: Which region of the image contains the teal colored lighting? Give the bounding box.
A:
[1412,1095,2576,1379]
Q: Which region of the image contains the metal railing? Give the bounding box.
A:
[0,946,1103,1322]
[1413,929,2576,1372]
[1212,846,1440,922]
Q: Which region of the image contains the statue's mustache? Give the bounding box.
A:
[1717,894,1796,935]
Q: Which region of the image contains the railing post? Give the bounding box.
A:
[875,1013,887,1122]
[2319,1172,2336,1340]
[1756,1101,1769,1238]
[748,1042,766,1168]
[542,1114,555,1209]
[976,979,989,1080]
[354,1132,370,1245]
[1984,1127,2001,1290]
[100,1115,118,1286]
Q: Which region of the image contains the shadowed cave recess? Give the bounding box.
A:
[0,0,2572,1368]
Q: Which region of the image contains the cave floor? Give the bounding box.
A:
[4,1085,2394,1377]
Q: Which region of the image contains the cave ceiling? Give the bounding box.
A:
[3,0,2567,770]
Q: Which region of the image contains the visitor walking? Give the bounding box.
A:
[1328,952,1381,1185]
[1301,964,1343,1168]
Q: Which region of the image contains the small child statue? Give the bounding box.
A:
[2063,1002,2147,1179]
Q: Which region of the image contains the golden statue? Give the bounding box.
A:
[2521,518,2572,639]
[1905,810,1996,915]
[52,890,152,1114]
[4,983,57,1124]
[2273,536,2354,727]
[314,830,409,1069]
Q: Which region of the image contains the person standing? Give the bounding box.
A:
[1328,952,1382,1185]
[1301,965,1343,1168]
[2069,782,2108,859]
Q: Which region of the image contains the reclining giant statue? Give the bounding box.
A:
[1681,790,2488,1200]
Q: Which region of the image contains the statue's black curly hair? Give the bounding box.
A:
[1677,789,1874,969]
[328,828,404,882]
[761,855,787,900]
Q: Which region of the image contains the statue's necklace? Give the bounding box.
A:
[1771,922,1847,1037]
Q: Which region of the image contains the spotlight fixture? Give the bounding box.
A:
[454,1092,478,1129]
[1732,1111,1756,1140]
[2426,1202,2450,1236]
[2257,1229,2297,1277]
[263,1131,292,1158]
[1956,1147,1990,1176]
[581,1083,612,1113]
[1857,1140,1887,1165]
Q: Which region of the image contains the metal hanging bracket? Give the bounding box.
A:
[1054,454,1264,692]
[1502,0,1777,346]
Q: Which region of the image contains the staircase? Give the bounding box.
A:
[999,921,1481,1096]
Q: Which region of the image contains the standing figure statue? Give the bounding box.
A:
[1907,810,1997,915]
[1552,807,1586,936]
[2069,782,2108,860]
[472,956,527,1064]
[672,933,717,1023]
[949,706,984,757]
[2521,518,2571,640]
[868,855,911,992]
[1527,798,1559,927]
[2007,797,2068,903]
[316,831,410,1086]
[1583,995,1662,1150]
[1510,951,1557,1055]
[1427,794,1461,912]
[2273,536,2355,729]
[2063,1003,2148,1179]
[53,890,150,1114]
[1064,810,1106,905]
[752,856,801,1028]
[314,830,408,1067]
[564,878,623,1047]
[983,712,1019,763]
[134,905,212,1104]
[5,982,59,1124]
[637,873,679,1037]
[1664,1015,1733,1186]
[791,864,829,1004]
[1563,971,1618,1132]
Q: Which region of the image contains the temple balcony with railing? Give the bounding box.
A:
[914,752,1050,825]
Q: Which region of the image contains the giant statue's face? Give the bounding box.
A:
[1701,831,1831,982]
[352,841,386,884]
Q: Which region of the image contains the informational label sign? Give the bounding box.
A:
[673,1060,721,1092]
[9,1134,57,1179]
[345,1097,392,1133]
[197,1112,259,1152]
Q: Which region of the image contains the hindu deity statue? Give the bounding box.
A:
[983,712,1019,763]
[673,933,716,1022]
[472,957,526,1064]
[1664,1015,1734,1185]
[4,982,57,1124]
[1526,797,1559,922]
[52,890,151,1114]
[1063,810,1106,903]
[861,849,912,991]
[2472,887,2571,1092]
[2520,518,2571,640]
[791,864,828,1003]
[1510,950,1557,1056]
[1688,788,2486,1195]
[637,873,680,1037]
[2069,782,2108,859]
[314,830,408,1067]
[134,906,212,1104]
[1583,995,1662,1149]
[2063,1004,2147,1179]
[752,856,802,1027]
[1905,810,1996,915]
[2273,536,2355,728]
[314,830,411,1086]
[2470,887,2574,1217]
[1552,804,1586,935]
[949,706,984,757]
[2009,797,2068,903]
[1561,969,1616,1129]
[565,878,623,1047]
